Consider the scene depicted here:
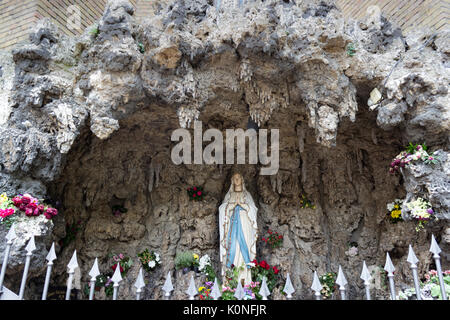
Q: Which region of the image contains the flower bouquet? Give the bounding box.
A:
[187,186,204,201]
[405,197,435,231]
[390,143,438,174]
[198,254,216,281]
[0,193,58,229]
[138,249,161,272]
[261,229,283,249]
[250,259,280,293]
[386,199,403,223]
[319,272,337,299]
[175,251,199,273]
[199,281,214,300]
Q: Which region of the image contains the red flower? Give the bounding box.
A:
[193,187,197,191]
[262,237,266,242]
[12,197,22,207]
[25,208,33,216]
[193,194,196,197]
[268,229,272,235]
[46,207,58,216]
[112,264,124,273]
[197,191,202,196]
[278,235,282,239]
[21,196,31,205]
[273,266,279,274]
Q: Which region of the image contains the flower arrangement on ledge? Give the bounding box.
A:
[405,197,435,231]
[175,251,200,273]
[250,259,280,293]
[138,249,161,272]
[198,254,216,281]
[389,143,439,174]
[0,193,58,229]
[187,186,205,201]
[104,253,133,296]
[387,199,404,223]
[319,272,337,299]
[261,229,283,249]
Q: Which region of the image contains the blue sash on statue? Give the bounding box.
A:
[226,205,251,268]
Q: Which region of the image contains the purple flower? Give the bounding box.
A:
[427,208,434,214]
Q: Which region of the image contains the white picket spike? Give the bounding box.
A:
[89,258,100,279]
[134,268,145,291]
[384,252,395,275]
[311,271,322,294]
[111,262,123,284]
[407,245,419,267]
[5,224,17,243]
[67,250,79,272]
[210,278,222,300]
[429,234,441,257]
[186,275,197,300]
[360,261,371,283]
[234,280,245,300]
[336,265,348,288]
[162,271,174,297]
[259,276,271,300]
[45,242,57,263]
[24,236,36,255]
[283,273,295,298]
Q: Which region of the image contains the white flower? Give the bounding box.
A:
[148,260,156,268]
[155,253,160,262]
[387,202,394,211]
[199,254,211,271]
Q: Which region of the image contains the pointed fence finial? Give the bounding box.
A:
[360,261,371,283]
[384,253,395,275]
[111,262,123,284]
[46,243,57,263]
[429,235,447,300]
[135,268,145,290]
[429,234,442,257]
[67,250,79,273]
[259,276,271,300]
[211,278,222,300]
[5,224,17,243]
[234,280,245,300]
[162,271,174,297]
[407,245,419,267]
[283,273,295,299]
[25,236,36,255]
[336,265,348,300]
[384,253,396,300]
[134,268,145,300]
[406,245,421,300]
[186,275,198,300]
[360,261,372,300]
[311,271,322,300]
[89,258,100,280]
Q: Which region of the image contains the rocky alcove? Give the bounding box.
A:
[0,0,448,300]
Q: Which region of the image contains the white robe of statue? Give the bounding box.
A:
[219,173,258,285]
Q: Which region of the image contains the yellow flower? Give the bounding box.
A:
[193,254,199,260]
[198,287,205,292]
[0,193,7,204]
[394,205,399,209]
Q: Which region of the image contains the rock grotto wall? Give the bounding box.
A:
[0,0,448,299]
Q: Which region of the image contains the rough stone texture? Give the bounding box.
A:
[0,0,448,300]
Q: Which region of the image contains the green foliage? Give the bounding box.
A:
[319,272,337,299]
[203,264,216,282]
[300,194,316,209]
[187,187,205,201]
[1,216,17,229]
[89,26,100,38]
[138,42,145,54]
[406,142,427,154]
[175,251,197,269]
[346,43,356,56]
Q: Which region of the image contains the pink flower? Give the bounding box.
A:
[25,208,33,216]
[119,253,124,259]
[21,196,31,205]
[197,191,202,196]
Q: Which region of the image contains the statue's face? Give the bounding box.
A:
[232,174,242,189]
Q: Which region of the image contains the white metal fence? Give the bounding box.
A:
[0,225,447,300]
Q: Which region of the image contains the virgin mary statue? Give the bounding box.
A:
[219,173,258,285]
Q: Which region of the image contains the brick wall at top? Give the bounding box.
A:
[336,0,449,34]
[0,0,138,50]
